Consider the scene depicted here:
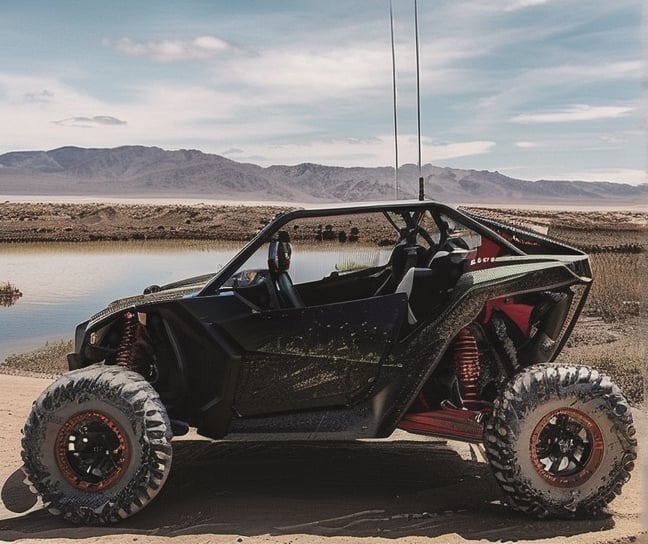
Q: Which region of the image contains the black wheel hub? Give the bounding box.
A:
[530,407,604,488]
[55,411,130,491]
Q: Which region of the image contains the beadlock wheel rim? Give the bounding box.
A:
[54,410,130,491]
[530,407,604,488]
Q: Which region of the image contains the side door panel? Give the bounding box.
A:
[219,294,407,415]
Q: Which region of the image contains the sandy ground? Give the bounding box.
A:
[0,374,645,544]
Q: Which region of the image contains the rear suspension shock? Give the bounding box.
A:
[453,328,480,402]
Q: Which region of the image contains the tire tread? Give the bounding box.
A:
[484,363,636,519]
[21,364,173,525]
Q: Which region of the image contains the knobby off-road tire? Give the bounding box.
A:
[22,364,173,524]
[483,363,636,519]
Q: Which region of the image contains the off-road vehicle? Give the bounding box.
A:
[21,200,636,524]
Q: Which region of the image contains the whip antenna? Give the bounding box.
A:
[389,0,400,199]
[414,0,424,200]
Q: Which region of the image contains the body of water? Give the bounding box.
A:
[0,241,388,362]
[0,241,237,362]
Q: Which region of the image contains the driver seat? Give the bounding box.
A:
[268,231,304,308]
[379,236,426,295]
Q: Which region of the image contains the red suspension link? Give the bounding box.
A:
[453,328,480,401]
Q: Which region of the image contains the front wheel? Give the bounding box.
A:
[483,364,636,518]
[22,364,173,524]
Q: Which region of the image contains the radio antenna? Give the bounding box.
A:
[414,0,424,200]
[389,0,399,199]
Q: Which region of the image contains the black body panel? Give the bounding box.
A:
[223,294,407,415]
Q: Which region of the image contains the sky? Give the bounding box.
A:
[0,0,646,184]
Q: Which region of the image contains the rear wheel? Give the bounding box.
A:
[484,363,636,518]
[22,365,173,524]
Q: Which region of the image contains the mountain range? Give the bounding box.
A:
[0,145,645,204]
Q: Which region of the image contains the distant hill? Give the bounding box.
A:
[0,145,645,204]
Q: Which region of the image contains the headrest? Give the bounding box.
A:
[268,231,292,273]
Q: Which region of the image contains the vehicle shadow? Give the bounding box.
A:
[0,438,613,541]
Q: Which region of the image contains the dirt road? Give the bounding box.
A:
[0,374,645,544]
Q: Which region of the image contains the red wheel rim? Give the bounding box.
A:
[54,410,130,491]
[530,407,604,488]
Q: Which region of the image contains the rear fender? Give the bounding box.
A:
[481,289,573,365]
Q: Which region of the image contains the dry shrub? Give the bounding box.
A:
[585,251,647,321]
[2,339,72,376]
[548,227,647,251]
[0,280,23,307]
[559,338,646,405]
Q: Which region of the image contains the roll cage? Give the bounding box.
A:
[199,200,526,299]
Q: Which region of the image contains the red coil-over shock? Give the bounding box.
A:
[115,312,138,367]
[453,327,480,402]
[397,327,487,441]
[115,311,153,376]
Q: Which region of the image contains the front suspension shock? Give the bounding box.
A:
[115,311,156,381]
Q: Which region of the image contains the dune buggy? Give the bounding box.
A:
[22,200,636,524]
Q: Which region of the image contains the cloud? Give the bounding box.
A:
[510,104,634,123]
[421,139,496,161]
[0,73,131,149]
[220,147,244,156]
[472,61,640,124]
[222,44,392,103]
[229,135,495,168]
[0,70,497,167]
[440,0,556,15]
[0,0,641,180]
[23,89,54,103]
[208,31,493,108]
[0,72,314,152]
[544,168,648,185]
[598,134,627,145]
[504,0,552,11]
[53,115,127,127]
[109,35,244,62]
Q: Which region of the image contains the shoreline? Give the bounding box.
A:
[0,193,313,207]
[1,201,646,245]
[2,193,647,211]
[0,201,292,243]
